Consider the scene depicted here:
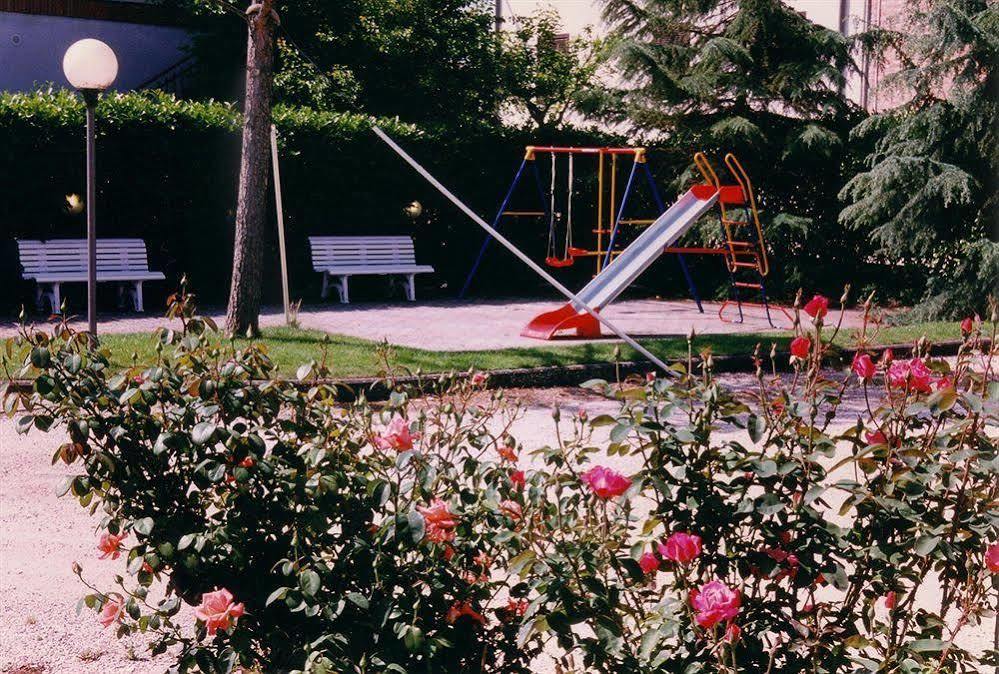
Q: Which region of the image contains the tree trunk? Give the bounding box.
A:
[225,1,278,337]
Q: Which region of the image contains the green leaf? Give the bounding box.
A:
[133,517,154,536]
[266,587,289,606]
[913,535,940,557]
[346,592,368,609]
[191,422,216,446]
[300,569,321,597]
[908,639,947,653]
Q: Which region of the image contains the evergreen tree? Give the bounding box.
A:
[600,0,864,298]
[840,0,998,319]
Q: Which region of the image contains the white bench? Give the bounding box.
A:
[17,238,165,313]
[309,236,434,303]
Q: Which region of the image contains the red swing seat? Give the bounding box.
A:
[545,256,575,268]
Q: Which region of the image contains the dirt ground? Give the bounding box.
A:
[1,378,994,673]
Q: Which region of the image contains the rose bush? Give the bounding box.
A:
[2,287,997,673]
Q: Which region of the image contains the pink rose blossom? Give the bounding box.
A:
[724,622,741,643]
[498,443,518,462]
[646,372,656,383]
[986,543,999,573]
[865,430,889,446]
[500,500,523,521]
[97,532,127,560]
[802,295,829,319]
[446,601,486,625]
[960,317,973,336]
[790,336,811,359]
[887,357,937,393]
[509,469,525,489]
[471,372,488,387]
[883,591,896,609]
[98,596,124,628]
[372,416,418,451]
[690,580,740,628]
[658,532,702,564]
[195,588,245,636]
[505,598,528,617]
[852,353,876,380]
[639,552,659,574]
[580,466,632,499]
[418,499,458,544]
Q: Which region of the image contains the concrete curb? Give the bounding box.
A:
[4,339,986,402]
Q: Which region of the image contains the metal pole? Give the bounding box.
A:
[270,124,291,323]
[85,93,98,337]
[373,126,673,372]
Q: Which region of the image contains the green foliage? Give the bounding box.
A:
[600,0,872,298]
[5,290,997,672]
[839,0,998,319]
[181,0,504,129]
[497,9,609,130]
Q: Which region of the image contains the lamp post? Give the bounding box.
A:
[62,38,118,337]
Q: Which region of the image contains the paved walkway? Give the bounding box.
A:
[0,298,866,352]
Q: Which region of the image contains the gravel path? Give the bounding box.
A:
[1,378,993,672]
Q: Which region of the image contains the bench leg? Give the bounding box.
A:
[117,284,127,310]
[34,284,45,313]
[320,272,330,300]
[133,281,145,312]
[405,274,416,302]
[336,276,349,304]
[48,283,61,315]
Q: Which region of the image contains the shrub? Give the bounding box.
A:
[3,289,997,673]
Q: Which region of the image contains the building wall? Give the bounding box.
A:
[0,11,191,91]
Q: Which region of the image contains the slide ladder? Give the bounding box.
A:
[522,184,719,339]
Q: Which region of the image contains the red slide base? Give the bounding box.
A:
[521,303,601,340]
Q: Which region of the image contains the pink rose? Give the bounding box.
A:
[790,336,811,359]
[658,532,702,564]
[509,469,525,489]
[98,596,124,628]
[883,591,896,609]
[986,543,999,573]
[580,466,632,499]
[195,588,245,636]
[880,349,894,366]
[690,580,740,628]
[724,622,741,643]
[960,317,973,336]
[852,353,876,380]
[504,598,528,617]
[802,295,829,319]
[498,443,518,462]
[97,532,127,560]
[471,372,488,387]
[865,430,889,446]
[639,552,659,574]
[500,499,523,521]
[418,499,458,544]
[887,357,936,393]
[447,601,486,625]
[372,416,418,451]
[646,372,656,383]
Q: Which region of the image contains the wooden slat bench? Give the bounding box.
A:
[16,238,165,313]
[308,236,434,303]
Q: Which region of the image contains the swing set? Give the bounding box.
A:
[459,145,701,306]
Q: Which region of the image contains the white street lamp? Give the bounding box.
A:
[62,38,118,338]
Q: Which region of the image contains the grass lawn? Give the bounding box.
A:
[85,321,966,378]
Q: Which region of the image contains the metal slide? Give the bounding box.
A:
[521,185,720,339]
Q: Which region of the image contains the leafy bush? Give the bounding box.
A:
[3,289,997,673]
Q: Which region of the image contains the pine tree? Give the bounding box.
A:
[840,0,998,318]
[600,0,864,297]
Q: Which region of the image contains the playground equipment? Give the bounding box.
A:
[522,152,787,340]
[459,145,700,306]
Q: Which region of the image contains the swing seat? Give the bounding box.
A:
[545,256,575,268]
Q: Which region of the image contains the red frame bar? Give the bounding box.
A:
[526,146,645,155]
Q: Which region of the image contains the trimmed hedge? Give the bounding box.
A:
[0,89,731,314]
